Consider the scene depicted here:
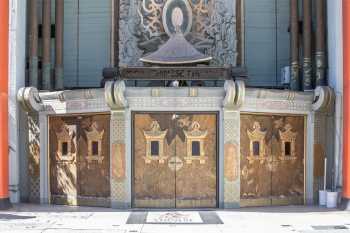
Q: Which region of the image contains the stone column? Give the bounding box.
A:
[17,87,43,203]
[290,0,300,91]
[222,80,245,208]
[105,81,130,208]
[29,0,38,88]
[55,0,64,90]
[0,0,11,210]
[42,0,51,90]
[303,0,313,91]
[315,0,327,86]
[342,0,350,210]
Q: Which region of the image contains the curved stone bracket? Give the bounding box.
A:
[17,87,43,112]
[223,80,246,110]
[312,86,335,113]
[105,80,128,110]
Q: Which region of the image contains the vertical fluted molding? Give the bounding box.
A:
[55,0,64,89]
[302,0,312,91]
[315,0,327,86]
[29,0,38,88]
[42,0,51,90]
[290,0,300,91]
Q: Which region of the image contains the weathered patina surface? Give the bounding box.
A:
[240,114,305,207]
[49,115,110,207]
[133,113,217,208]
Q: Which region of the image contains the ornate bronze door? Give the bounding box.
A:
[49,114,110,207]
[240,115,273,206]
[133,113,217,208]
[240,114,305,207]
[133,113,176,208]
[270,115,304,205]
[49,117,78,205]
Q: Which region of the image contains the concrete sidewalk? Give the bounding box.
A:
[0,204,349,233]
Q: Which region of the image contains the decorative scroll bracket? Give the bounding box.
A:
[105,81,128,111]
[312,86,335,113]
[17,87,44,113]
[223,80,245,110]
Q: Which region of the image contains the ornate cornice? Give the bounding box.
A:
[105,81,128,110]
[17,87,43,112]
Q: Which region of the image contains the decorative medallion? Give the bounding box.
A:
[143,121,168,164]
[183,121,207,164]
[168,156,184,171]
[162,0,193,36]
[85,122,105,166]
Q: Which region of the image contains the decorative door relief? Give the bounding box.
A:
[183,121,207,164]
[143,121,168,164]
[278,123,298,162]
[55,124,76,162]
[85,122,105,166]
[240,114,305,207]
[49,115,110,207]
[246,122,267,164]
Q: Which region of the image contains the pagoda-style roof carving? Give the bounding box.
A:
[140,0,212,65]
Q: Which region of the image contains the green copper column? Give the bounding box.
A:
[303,0,313,91]
[29,0,38,88]
[55,0,64,89]
[315,0,327,86]
[42,0,52,90]
[290,0,300,91]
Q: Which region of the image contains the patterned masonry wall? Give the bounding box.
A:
[223,110,240,207]
[110,111,129,208]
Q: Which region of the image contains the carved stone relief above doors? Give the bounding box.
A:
[240,114,305,207]
[120,0,237,65]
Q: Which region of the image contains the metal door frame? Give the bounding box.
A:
[131,111,219,209]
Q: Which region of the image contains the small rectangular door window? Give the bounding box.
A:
[92,141,99,155]
[192,141,201,156]
[253,141,260,156]
[285,142,291,156]
[151,141,159,156]
[62,142,68,156]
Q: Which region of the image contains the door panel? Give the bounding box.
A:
[240,114,305,207]
[133,113,176,208]
[77,115,110,206]
[271,116,304,205]
[133,112,218,208]
[240,114,273,207]
[49,114,110,207]
[49,117,78,205]
[175,114,217,208]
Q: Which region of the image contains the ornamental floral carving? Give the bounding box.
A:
[85,122,105,166]
[246,122,267,164]
[143,121,168,164]
[183,121,208,164]
[279,123,298,162]
[55,124,76,162]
